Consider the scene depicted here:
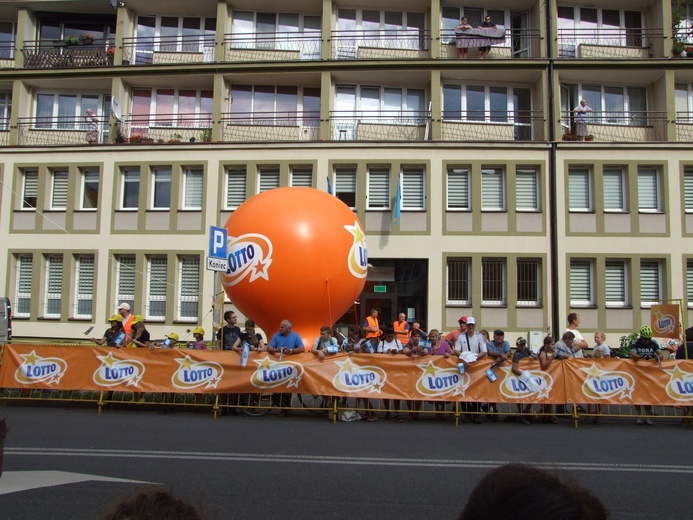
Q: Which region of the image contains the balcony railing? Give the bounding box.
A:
[556,28,664,59]
[442,111,544,141]
[22,39,115,69]
[560,111,667,142]
[223,32,321,62]
[17,115,108,146]
[0,41,15,65]
[329,111,431,141]
[122,36,215,65]
[0,118,9,146]
[330,30,430,60]
[118,114,213,143]
[439,28,541,59]
[220,111,320,142]
[675,112,693,142]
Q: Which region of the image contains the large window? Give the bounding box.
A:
[35,93,103,129]
[447,257,471,305]
[131,88,213,128]
[147,256,168,320]
[335,85,425,119]
[637,167,661,212]
[51,169,69,210]
[603,167,626,211]
[367,167,390,209]
[81,169,99,210]
[442,7,505,31]
[135,15,216,63]
[229,86,320,126]
[44,255,63,318]
[517,258,541,306]
[334,167,357,209]
[605,259,628,306]
[115,256,136,311]
[568,167,592,211]
[0,21,16,60]
[225,167,247,209]
[481,168,505,211]
[121,169,140,209]
[640,259,662,306]
[74,255,94,319]
[482,258,506,306]
[570,259,594,306]
[579,84,647,125]
[183,168,203,210]
[15,255,33,317]
[443,85,531,125]
[401,167,425,210]
[179,256,200,321]
[22,169,38,209]
[152,167,172,209]
[515,168,539,211]
[232,11,321,53]
[447,167,470,210]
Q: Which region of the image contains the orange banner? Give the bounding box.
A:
[1,345,692,406]
[651,304,681,338]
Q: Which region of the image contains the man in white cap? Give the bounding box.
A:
[117,302,134,337]
[453,316,487,423]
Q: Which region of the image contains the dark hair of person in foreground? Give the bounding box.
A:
[99,485,208,520]
[459,463,609,520]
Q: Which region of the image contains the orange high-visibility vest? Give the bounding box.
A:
[393,320,409,342]
[365,316,380,339]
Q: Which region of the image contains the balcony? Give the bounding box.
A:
[675,113,693,142]
[556,28,664,59]
[442,111,544,141]
[223,32,321,62]
[122,36,215,65]
[220,111,319,142]
[329,111,431,141]
[560,111,667,142]
[118,114,213,144]
[439,27,541,59]
[330,30,430,60]
[16,115,108,146]
[0,41,15,68]
[22,39,115,69]
[0,118,9,145]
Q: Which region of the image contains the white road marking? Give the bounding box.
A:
[6,447,693,474]
[0,470,152,495]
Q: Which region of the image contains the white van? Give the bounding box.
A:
[0,297,11,345]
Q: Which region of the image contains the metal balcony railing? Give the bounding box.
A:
[441,111,544,141]
[0,41,15,62]
[675,112,693,142]
[16,115,108,146]
[223,32,322,62]
[330,30,430,60]
[329,111,431,141]
[560,111,667,142]
[122,36,215,65]
[117,114,213,143]
[22,38,115,69]
[556,28,664,58]
[439,28,541,59]
[0,117,9,146]
[220,111,320,142]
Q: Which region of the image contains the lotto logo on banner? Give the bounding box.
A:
[499,368,553,399]
[580,364,635,400]
[415,360,468,397]
[651,304,680,338]
[14,350,67,385]
[93,352,145,387]
[221,234,273,286]
[250,356,303,389]
[172,355,223,389]
[344,221,368,279]
[332,358,386,394]
[664,365,693,402]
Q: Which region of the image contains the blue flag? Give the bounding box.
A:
[394,179,402,226]
[326,176,333,195]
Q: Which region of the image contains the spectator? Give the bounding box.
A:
[592,331,611,359]
[428,329,453,419]
[538,336,558,424]
[117,302,134,337]
[91,314,125,347]
[362,308,383,350]
[573,99,593,141]
[215,310,241,351]
[311,325,339,361]
[453,316,487,424]
[377,328,404,422]
[455,17,473,58]
[343,325,367,354]
[555,330,576,359]
[444,316,468,348]
[404,328,429,357]
[485,329,511,421]
[187,327,207,350]
[393,312,410,343]
[477,15,497,58]
[239,319,265,351]
[85,108,99,144]
[409,320,427,339]
[511,337,535,424]
[565,313,588,358]
[268,319,305,416]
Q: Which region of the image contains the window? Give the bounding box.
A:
[135,15,216,62]
[447,257,470,305]
[481,168,505,211]
[131,88,213,127]
[225,167,247,209]
[605,260,628,306]
[637,167,660,212]
[515,168,539,211]
[15,255,33,317]
[183,168,203,209]
[152,167,172,209]
[229,86,320,126]
[82,170,99,210]
[447,167,470,210]
[22,170,38,209]
[640,259,662,306]
[482,258,506,306]
[51,169,69,210]
[0,21,16,60]
[147,256,168,320]
[335,85,425,121]
[122,169,140,209]
[367,167,390,209]
[179,256,200,321]
[35,93,103,130]
[290,167,313,187]
[232,11,321,53]
[334,167,356,209]
[442,85,531,124]
[44,255,63,318]
[258,167,280,193]
[684,168,693,212]
[115,256,136,311]
[517,258,541,306]
[401,167,425,210]
[0,91,12,129]
[570,259,594,306]
[603,167,626,211]
[74,255,94,318]
[568,167,592,211]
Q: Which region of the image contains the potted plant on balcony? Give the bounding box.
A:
[80,33,95,45]
[585,134,595,141]
[673,40,685,58]
[168,132,183,143]
[64,35,81,46]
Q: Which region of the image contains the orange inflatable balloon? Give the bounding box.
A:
[220,187,368,346]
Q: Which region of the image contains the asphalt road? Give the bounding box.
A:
[1,404,691,519]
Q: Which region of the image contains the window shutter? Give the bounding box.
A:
[402,168,424,209]
[605,260,626,304]
[259,169,280,192]
[291,168,313,187]
[23,170,38,208]
[226,169,247,208]
[76,255,94,317]
[570,260,592,304]
[335,168,357,208]
[569,168,590,210]
[638,168,658,210]
[481,168,504,210]
[180,256,200,320]
[640,260,660,303]
[368,168,390,209]
[516,169,538,210]
[684,170,693,211]
[52,170,69,209]
[184,169,203,209]
[45,255,63,316]
[16,255,33,316]
[603,169,625,210]
[688,260,693,302]
[447,168,470,209]
[148,257,168,319]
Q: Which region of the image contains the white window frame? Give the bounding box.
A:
[258,167,280,193]
[121,169,140,210]
[568,167,592,211]
[115,256,136,311]
[570,259,594,307]
[50,169,69,210]
[446,257,471,305]
[44,254,63,318]
[446,167,470,211]
[367,167,390,210]
[401,167,425,210]
[637,166,661,212]
[605,259,628,307]
[22,169,38,210]
[603,167,627,212]
[15,254,33,318]
[183,168,203,210]
[482,257,506,306]
[225,167,247,209]
[178,256,200,322]
[74,255,94,319]
[81,169,99,210]
[334,167,357,210]
[481,167,505,211]
[516,257,541,306]
[640,259,662,307]
[515,168,539,211]
[146,256,168,321]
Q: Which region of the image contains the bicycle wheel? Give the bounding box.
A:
[298,393,326,414]
[239,393,273,417]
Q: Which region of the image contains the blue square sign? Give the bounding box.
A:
[209,226,228,259]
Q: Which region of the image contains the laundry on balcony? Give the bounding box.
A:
[455,26,505,49]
